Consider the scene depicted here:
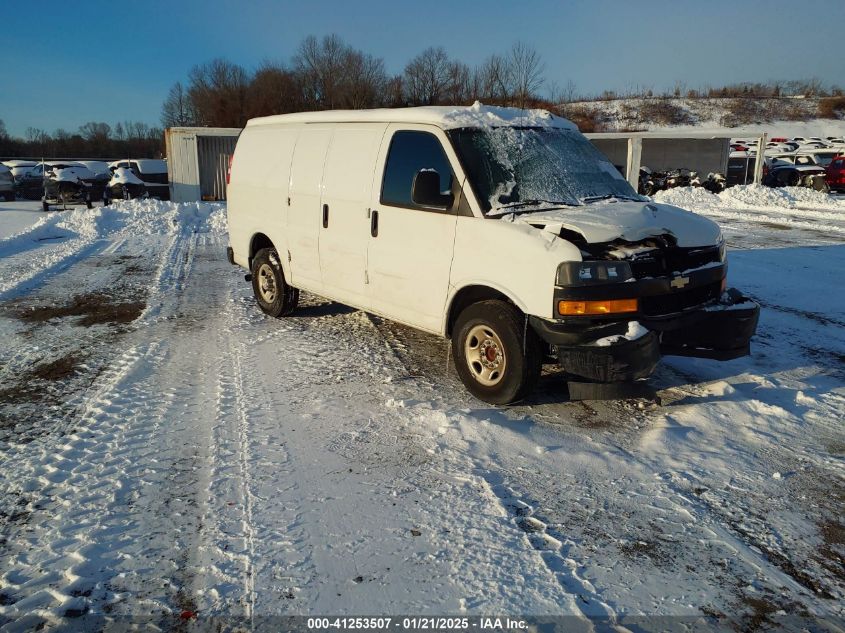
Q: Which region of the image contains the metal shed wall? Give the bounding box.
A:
[165,127,241,202]
[198,136,238,201]
[586,133,734,188]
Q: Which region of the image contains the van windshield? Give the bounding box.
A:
[447,127,642,215]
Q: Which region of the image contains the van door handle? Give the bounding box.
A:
[322,204,329,228]
[370,209,379,237]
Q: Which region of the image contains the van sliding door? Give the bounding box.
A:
[318,124,388,307]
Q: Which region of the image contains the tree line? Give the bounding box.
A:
[3,31,842,158]
[0,119,164,160]
[161,35,548,128]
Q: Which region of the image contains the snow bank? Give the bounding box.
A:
[654,184,845,210]
[0,199,227,251]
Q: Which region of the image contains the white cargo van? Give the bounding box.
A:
[226,103,759,404]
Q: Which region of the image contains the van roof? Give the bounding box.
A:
[246,102,577,131]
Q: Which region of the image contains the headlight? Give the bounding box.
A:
[556,261,634,286]
[717,238,727,263]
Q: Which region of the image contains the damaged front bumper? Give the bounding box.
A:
[530,288,760,383]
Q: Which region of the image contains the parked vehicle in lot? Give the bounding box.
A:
[41,164,96,211]
[764,164,830,192]
[108,159,169,199]
[796,148,843,167]
[105,167,146,201]
[727,152,756,186]
[226,105,760,404]
[2,160,37,186]
[0,164,15,201]
[825,156,845,192]
[17,161,99,204]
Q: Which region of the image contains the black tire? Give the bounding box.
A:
[42,201,50,212]
[451,300,541,405]
[250,248,299,318]
[3,192,13,202]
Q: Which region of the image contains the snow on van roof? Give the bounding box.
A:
[247,102,576,131]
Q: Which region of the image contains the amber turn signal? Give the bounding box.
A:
[558,298,638,316]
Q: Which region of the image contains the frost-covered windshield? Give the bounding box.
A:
[447,127,642,215]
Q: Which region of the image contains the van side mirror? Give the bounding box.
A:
[412,169,453,209]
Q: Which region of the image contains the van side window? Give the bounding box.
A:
[381,131,454,209]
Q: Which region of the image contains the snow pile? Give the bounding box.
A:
[720,184,845,209]
[442,101,575,130]
[52,166,94,183]
[0,199,227,248]
[109,167,143,185]
[654,184,845,210]
[98,199,228,237]
[0,200,228,298]
[652,186,721,207]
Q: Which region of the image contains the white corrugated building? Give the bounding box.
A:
[165,127,241,202]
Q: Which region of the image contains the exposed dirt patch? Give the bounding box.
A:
[29,355,82,381]
[12,292,145,327]
[0,353,85,407]
[816,519,845,583]
[759,222,791,231]
[739,595,780,632]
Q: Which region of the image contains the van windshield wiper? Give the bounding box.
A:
[581,194,642,203]
[489,199,576,216]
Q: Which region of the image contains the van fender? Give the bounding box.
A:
[248,230,293,282]
[441,280,530,338]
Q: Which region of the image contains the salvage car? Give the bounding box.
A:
[764,164,830,192]
[0,164,15,201]
[17,161,95,200]
[825,156,845,192]
[109,159,169,199]
[105,167,146,201]
[226,104,760,404]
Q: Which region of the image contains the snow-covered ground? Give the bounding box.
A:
[0,194,842,631]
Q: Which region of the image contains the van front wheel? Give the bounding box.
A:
[251,248,299,317]
[452,300,541,405]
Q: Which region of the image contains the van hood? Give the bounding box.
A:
[509,199,722,247]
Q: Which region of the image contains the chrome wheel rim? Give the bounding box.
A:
[464,324,506,387]
[257,263,277,303]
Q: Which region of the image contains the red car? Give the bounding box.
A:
[826,156,845,192]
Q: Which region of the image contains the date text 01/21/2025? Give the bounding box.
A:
[306,617,528,631]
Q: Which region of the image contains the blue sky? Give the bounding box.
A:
[3,0,844,137]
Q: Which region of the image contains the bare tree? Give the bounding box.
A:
[294,34,349,109]
[187,58,250,127]
[79,121,112,143]
[161,81,196,127]
[509,42,544,108]
[404,47,452,105]
[473,54,511,104]
[340,51,388,109]
[246,62,302,118]
[444,60,471,105]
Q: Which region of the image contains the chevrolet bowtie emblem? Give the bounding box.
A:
[670,276,690,289]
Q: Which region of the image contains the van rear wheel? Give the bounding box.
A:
[452,300,541,405]
[251,248,299,317]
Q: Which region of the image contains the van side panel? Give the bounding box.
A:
[288,127,333,290]
[227,125,298,272]
[319,124,387,307]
